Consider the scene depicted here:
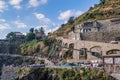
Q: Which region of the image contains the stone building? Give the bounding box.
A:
[76,21,102,33]
[61,18,120,63]
[35,32,45,40]
[68,18,120,42]
[14,32,25,39]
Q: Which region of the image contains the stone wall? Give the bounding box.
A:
[1,65,18,80]
[61,39,120,61]
[71,18,120,42]
[81,31,120,42]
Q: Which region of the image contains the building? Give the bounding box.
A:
[59,18,120,64]
[35,32,45,40]
[14,32,25,39]
[103,55,120,73]
[68,18,120,42]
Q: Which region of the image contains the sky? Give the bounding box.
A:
[0,0,99,39]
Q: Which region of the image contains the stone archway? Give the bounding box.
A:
[90,46,102,58]
[106,49,120,55]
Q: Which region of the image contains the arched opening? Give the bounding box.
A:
[90,46,102,58]
[106,49,120,55]
[79,48,87,59]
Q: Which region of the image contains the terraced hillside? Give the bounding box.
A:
[51,0,120,38]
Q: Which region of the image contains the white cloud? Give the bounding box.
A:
[49,27,59,33]
[13,21,27,28]
[29,0,39,7]
[0,23,10,30]
[58,10,83,20]
[46,24,59,34]
[58,10,72,20]
[64,20,68,24]
[0,1,7,12]
[17,15,20,19]
[28,0,48,7]
[40,0,47,4]
[44,26,59,35]
[35,13,45,19]
[34,13,51,24]
[75,10,83,16]
[35,25,47,30]
[0,19,6,22]
[34,25,59,35]
[14,5,21,9]
[9,0,23,9]
[22,33,27,36]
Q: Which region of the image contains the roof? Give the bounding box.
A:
[14,32,24,36]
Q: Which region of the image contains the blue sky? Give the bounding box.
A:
[0,0,99,39]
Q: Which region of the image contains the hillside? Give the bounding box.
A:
[51,0,120,38]
[17,68,115,80]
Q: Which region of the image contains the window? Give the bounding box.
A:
[79,48,87,59]
[91,52,101,58]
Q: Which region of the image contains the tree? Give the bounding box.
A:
[100,0,106,4]
[26,32,35,41]
[39,27,45,39]
[35,29,38,33]
[29,28,34,33]
[39,27,45,35]
[68,16,74,24]
[61,24,65,28]
[47,32,51,36]
[6,32,16,40]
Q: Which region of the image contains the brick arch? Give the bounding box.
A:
[90,46,102,52]
[106,49,120,55]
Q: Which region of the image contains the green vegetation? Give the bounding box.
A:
[18,66,33,78]
[25,32,35,41]
[6,32,16,40]
[25,27,45,41]
[64,50,73,59]
[76,0,120,23]
[67,16,75,24]
[20,40,39,55]
[4,27,47,55]
[0,55,36,76]
[6,32,25,41]
[50,0,120,38]
[20,37,62,58]
[18,68,115,80]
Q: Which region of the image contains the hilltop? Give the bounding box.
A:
[51,0,120,38]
